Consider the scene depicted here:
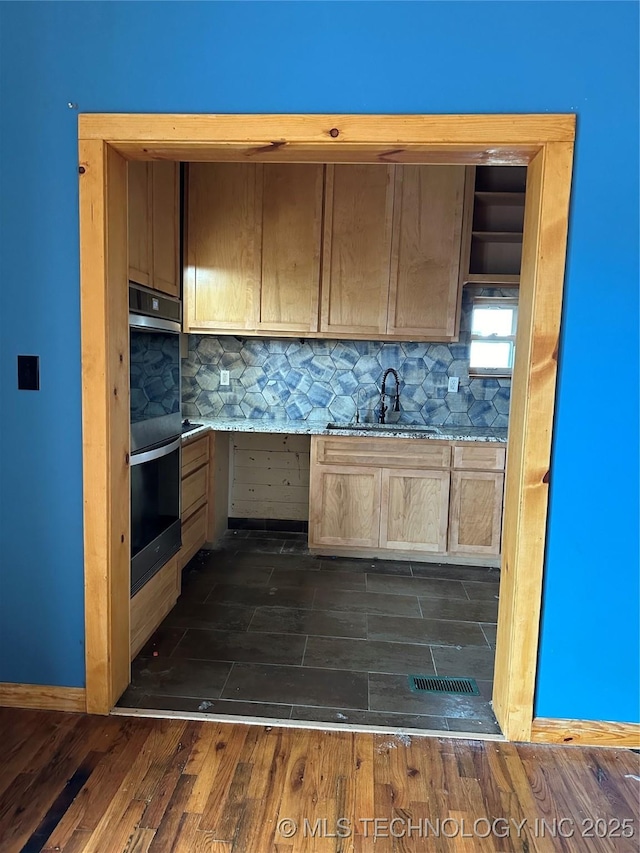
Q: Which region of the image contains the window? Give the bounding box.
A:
[469,296,518,377]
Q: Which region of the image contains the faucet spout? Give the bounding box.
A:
[379,368,401,424]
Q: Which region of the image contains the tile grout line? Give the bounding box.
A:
[245,607,258,633]
[217,661,235,701]
[167,628,188,658]
[300,635,309,667]
[429,646,438,676]
[479,623,492,648]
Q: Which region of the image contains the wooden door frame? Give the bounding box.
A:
[78,114,575,740]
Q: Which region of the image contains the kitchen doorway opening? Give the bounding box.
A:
[79,114,574,741]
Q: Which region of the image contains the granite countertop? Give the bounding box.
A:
[181,418,508,444]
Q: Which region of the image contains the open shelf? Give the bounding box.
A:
[473,197,525,233]
[472,231,523,243]
[460,166,527,285]
[474,166,527,193]
[470,241,522,277]
[465,273,520,286]
[474,191,526,205]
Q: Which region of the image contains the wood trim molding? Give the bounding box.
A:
[79,139,131,714]
[491,142,574,741]
[78,113,576,144]
[532,718,640,749]
[78,114,575,735]
[0,683,86,713]
[78,114,575,165]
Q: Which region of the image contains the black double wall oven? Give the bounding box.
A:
[129,284,182,596]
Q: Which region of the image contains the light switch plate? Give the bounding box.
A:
[220,369,230,386]
[447,376,459,393]
[17,355,40,391]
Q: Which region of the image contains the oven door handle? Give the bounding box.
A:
[129,313,182,334]
[130,437,181,466]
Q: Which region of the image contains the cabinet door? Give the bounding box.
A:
[152,161,180,297]
[185,163,261,331]
[128,161,153,287]
[448,470,504,556]
[130,555,179,660]
[258,164,323,333]
[309,464,381,549]
[388,165,466,339]
[320,165,394,337]
[380,469,450,553]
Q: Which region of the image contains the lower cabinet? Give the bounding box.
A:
[130,555,179,660]
[177,433,212,570]
[310,465,382,548]
[448,470,504,556]
[380,469,450,553]
[309,435,504,564]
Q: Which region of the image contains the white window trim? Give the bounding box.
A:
[469,296,518,378]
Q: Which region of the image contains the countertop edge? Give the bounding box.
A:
[181,420,508,444]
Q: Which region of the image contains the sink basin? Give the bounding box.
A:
[326,422,441,435]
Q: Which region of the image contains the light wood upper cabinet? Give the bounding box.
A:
[186,163,261,331]
[185,162,468,339]
[320,165,395,337]
[259,164,323,333]
[388,166,466,339]
[151,162,180,297]
[128,162,153,288]
[186,164,322,334]
[128,161,179,297]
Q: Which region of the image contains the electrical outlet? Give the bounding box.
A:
[220,369,230,386]
[447,376,459,393]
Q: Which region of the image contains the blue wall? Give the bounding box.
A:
[0,1,637,723]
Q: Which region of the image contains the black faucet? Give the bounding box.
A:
[379,368,401,424]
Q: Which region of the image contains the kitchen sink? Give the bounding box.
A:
[326,422,441,435]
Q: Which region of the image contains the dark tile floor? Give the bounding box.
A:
[119,530,501,734]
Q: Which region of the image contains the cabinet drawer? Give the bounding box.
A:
[130,556,179,660]
[313,436,450,470]
[453,445,506,471]
[182,463,208,520]
[182,435,209,477]
[178,505,208,569]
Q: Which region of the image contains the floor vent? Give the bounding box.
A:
[409,675,479,696]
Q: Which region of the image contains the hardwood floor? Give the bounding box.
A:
[0,707,638,852]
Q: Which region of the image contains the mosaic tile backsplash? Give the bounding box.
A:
[181,291,511,428]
